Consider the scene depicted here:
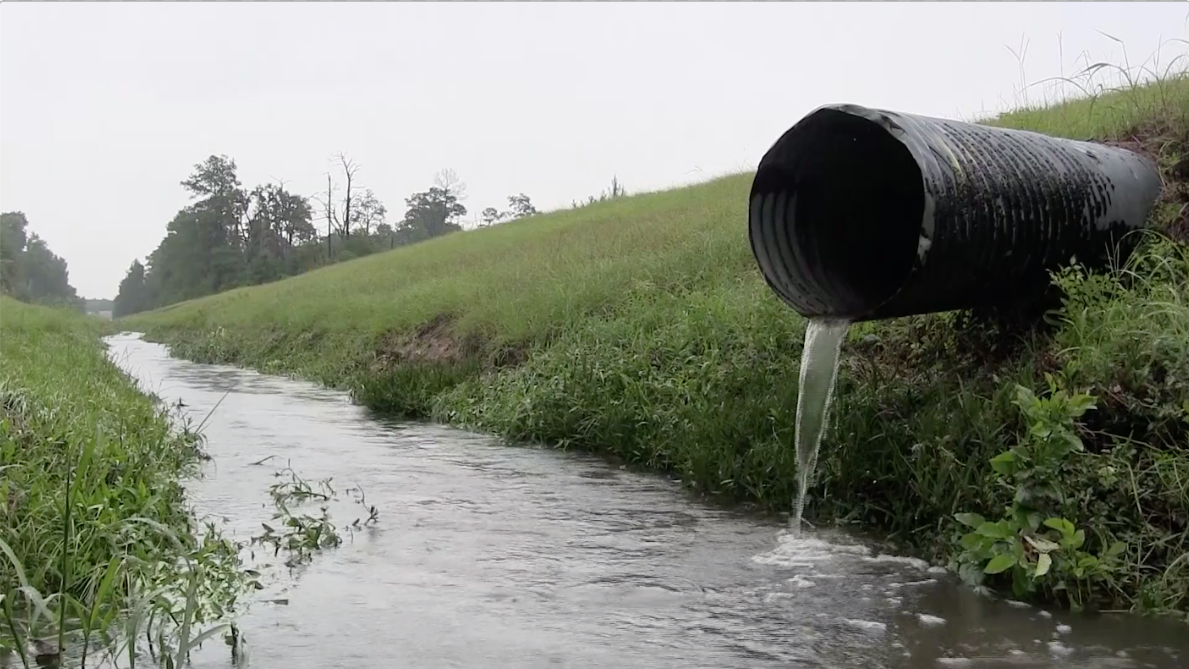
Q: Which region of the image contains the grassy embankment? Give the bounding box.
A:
[0,297,249,666]
[127,74,1189,615]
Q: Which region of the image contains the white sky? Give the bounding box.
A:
[1,2,1185,298]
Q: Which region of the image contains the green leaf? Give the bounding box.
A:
[1071,529,1085,550]
[1024,535,1060,553]
[989,451,1016,476]
[1034,553,1052,578]
[954,512,986,529]
[1043,518,1075,538]
[1105,541,1126,558]
[977,520,1014,540]
[1068,393,1097,416]
[1026,512,1042,532]
[89,556,123,631]
[1030,425,1053,439]
[984,554,1017,574]
[960,532,990,552]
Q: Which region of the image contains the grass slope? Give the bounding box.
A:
[128,76,1189,614]
[0,298,246,662]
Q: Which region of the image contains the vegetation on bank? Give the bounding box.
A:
[0,212,84,311]
[127,68,1189,616]
[111,148,631,318]
[0,298,251,666]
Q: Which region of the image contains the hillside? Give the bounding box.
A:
[127,75,1189,614]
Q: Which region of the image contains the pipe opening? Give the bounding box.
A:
[751,108,926,317]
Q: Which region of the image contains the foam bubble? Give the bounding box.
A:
[842,618,887,634]
[863,554,931,569]
[1048,641,1073,656]
[888,579,938,590]
[787,575,816,588]
[917,613,946,626]
[751,535,870,567]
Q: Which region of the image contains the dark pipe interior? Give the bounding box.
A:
[752,109,926,316]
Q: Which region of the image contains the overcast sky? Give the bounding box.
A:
[1,3,1185,298]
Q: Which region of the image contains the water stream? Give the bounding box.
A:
[100,333,1186,669]
[791,318,851,536]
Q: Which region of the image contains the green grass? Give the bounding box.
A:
[127,73,1189,615]
[0,298,249,666]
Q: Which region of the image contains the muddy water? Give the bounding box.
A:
[106,334,1186,669]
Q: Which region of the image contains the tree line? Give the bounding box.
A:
[113,154,571,318]
[0,211,82,310]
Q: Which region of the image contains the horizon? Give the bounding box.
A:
[2,2,1185,299]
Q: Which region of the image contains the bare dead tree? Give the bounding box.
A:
[433,167,467,201]
[337,153,360,239]
[311,173,336,259]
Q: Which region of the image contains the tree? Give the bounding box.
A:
[317,172,336,259]
[313,153,380,256]
[353,189,386,236]
[113,260,151,317]
[241,182,314,283]
[400,187,466,242]
[395,168,468,242]
[17,234,77,305]
[506,193,537,219]
[375,222,396,249]
[333,154,359,238]
[181,155,249,246]
[1,212,29,294]
[480,207,504,227]
[0,212,80,308]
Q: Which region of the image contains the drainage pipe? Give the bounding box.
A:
[748,104,1163,321]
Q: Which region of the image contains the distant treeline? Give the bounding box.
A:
[85,298,114,314]
[113,152,629,318]
[0,211,83,310]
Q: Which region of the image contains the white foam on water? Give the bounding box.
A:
[1055,623,1072,634]
[1038,609,1053,618]
[888,579,938,590]
[1048,641,1073,656]
[841,618,887,634]
[863,554,932,569]
[927,566,949,575]
[787,575,816,588]
[917,613,947,626]
[1006,600,1030,608]
[751,533,870,567]
[936,658,973,667]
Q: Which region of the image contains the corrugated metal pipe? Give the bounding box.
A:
[748,104,1163,321]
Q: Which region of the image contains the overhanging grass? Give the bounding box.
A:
[127,74,1189,614]
[0,297,247,661]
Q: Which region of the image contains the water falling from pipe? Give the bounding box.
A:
[790,317,850,537]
